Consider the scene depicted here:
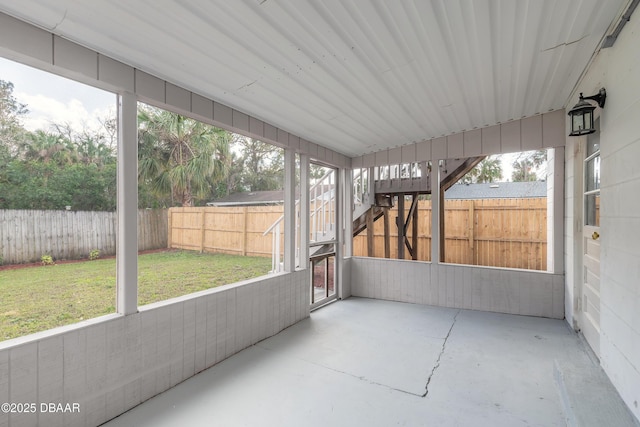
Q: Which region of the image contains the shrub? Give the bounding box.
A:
[89,249,100,261]
[41,254,55,266]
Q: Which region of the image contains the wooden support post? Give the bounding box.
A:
[402,194,418,259]
[439,188,445,262]
[412,194,418,260]
[383,207,390,258]
[366,208,374,257]
[397,194,405,259]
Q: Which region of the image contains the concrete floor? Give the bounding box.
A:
[102,298,602,426]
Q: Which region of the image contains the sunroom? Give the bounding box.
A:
[0,1,639,426]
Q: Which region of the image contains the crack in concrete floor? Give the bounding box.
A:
[422,309,460,397]
[255,308,462,398]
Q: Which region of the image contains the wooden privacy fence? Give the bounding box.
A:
[168,206,283,257]
[169,198,547,271]
[0,209,168,265]
[353,198,547,271]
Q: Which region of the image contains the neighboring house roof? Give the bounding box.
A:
[211,182,546,206]
[445,181,547,199]
[208,188,329,207]
[207,190,285,206]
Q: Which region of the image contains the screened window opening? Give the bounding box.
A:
[137,102,281,306]
[0,57,117,341]
[442,150,551,271]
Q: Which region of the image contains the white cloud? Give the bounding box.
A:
[17,92,114,134]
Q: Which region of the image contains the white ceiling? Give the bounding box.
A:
[0,0,627,157]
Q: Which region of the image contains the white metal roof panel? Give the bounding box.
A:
[0,0,627,157]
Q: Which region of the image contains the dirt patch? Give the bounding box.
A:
[0,248,176,272]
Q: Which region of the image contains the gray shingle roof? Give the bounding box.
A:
[445,181,547,199]
[207,190,285,206]
[210,181,546,206]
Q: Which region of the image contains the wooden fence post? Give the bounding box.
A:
[468,201,475,265]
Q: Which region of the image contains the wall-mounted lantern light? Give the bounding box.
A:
[568,88,606,136]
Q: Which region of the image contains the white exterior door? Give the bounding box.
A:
[581,121,601,357]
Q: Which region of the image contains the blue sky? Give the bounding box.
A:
[0,56,115,132]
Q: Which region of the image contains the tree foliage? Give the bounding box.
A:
[0,80,28,164]
[137,105,230,207]
[0,77,319,211]
[0,80,118,210]
[0,161,116,210]
[460,156,503,184]
[234,137,284,192]
[511,150,547,182]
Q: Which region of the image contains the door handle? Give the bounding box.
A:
[592,231,599,240]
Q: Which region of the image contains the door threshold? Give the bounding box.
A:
[310,297,338,312]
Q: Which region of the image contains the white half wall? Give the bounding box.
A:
[0,271,309,427]
[566,9,640,423]
[350,258,564,319]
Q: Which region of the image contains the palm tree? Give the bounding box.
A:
[53,123,116,167]
[20,130,75,165]
[75,133,115,166]
[137,106,230,206]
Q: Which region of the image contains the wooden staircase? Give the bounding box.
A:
[352,156,485,259]
[264,156,485,270]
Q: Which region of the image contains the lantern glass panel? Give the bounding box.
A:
[584,109,594,133]
[573,113,585,133]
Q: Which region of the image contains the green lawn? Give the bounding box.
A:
[0,250,271,341]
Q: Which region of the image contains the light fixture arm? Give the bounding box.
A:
[580,88,606,108]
